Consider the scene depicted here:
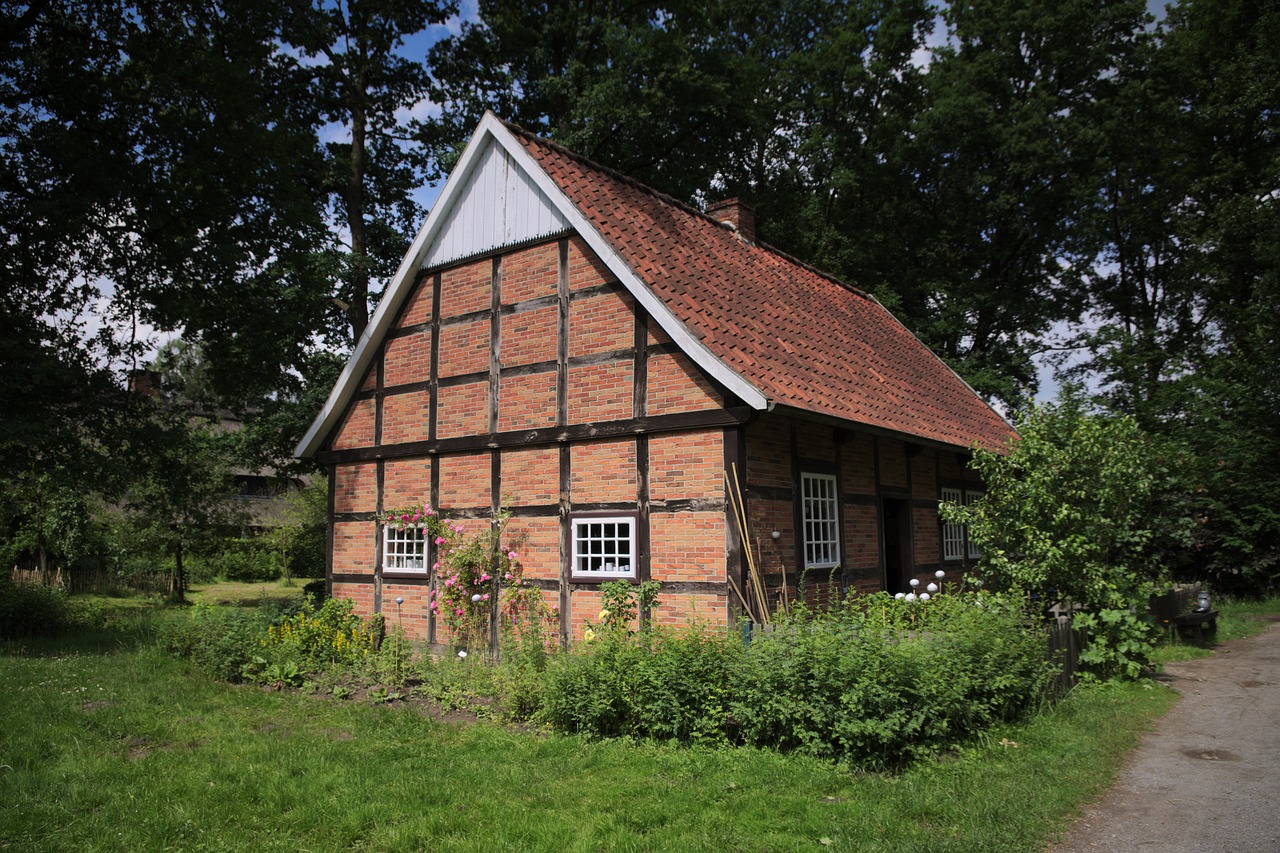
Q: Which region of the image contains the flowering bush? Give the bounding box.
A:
[381,503,551,651]
[259,597,382,670]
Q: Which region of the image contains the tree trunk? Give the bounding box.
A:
[172,540,186,603]
[347,69,369,342]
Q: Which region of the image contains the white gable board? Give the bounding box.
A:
[424,140,572,268]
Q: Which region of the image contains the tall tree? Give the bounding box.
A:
[1072,0,1280,590]
[282,0,457,343]
[422,0,764,201]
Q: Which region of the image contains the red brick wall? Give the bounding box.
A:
[381,584,432,641]
[496,373,557,432]
[381,390,430,445]
[843,502,879,570]
[566,362,632,422]
[570,439,636,503]
[840,432,876,496]
[439,258,490,317]
[383,333,428,387]
[439,452,491,508]
[647,352,722,415]
[797,420,836,462]
[384,457,432,508]
[438,319,490,378]
[745,413,790,489]
[650,513,725,584]
[649,431,723,501]
[502,241,559,304]
[569,291,634,357]
[397,275,434,328]
[333,521,376,575]
[333,463,376,514]
[652,592,729,632]
[500,447,559,506]
[436,382,487,439]
[503,516,559,584]
[502,305,557,366]
[911,450,937,500]
[324,237,902,642]
[331,398,375,450]
[567,236,613,291]
[877,438,909,490]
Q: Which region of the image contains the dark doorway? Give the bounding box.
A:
[882,497,914,593]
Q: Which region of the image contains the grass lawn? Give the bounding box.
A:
[184,579,308,608]
[0,602,1187,853]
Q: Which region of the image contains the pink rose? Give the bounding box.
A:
[507,551,517,559]
[434,536,446,545]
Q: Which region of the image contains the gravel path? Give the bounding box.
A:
[1051,618,1280,853]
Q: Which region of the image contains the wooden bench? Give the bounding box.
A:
[1170,609,1219,644]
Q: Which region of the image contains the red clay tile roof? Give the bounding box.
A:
[508,123,1016,453]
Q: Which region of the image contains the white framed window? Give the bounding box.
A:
[571,515,637,579]
[383,525,428,573]
[940,487,983,561]
[801,472,840,569]
[940,487,965,560]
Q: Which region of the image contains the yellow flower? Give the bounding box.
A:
[584,628,596,643]
[598,609,611,622]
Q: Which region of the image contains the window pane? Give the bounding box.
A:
[572,517,636,577]
[801,473,839,568]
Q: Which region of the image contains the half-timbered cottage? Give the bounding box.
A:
[295,113,1015,644]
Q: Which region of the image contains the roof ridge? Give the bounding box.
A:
[501,118,875,303]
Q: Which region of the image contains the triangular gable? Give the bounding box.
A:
[423,139,572,269]
[295,113,769,458]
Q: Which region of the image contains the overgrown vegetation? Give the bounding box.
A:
[0,573,70,639]
[546,592,1050,768]
[0,590,1210,852]
[945,393,1178,679]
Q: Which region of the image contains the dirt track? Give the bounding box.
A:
[1051,618,1280,852]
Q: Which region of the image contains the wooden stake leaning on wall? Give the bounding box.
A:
[725,465,770,626]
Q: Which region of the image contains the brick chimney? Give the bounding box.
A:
[707,197,756,242]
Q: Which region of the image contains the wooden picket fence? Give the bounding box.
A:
[9,566,171,595]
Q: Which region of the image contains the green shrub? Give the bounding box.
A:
[258,598,382,671]
[158,603,272,682]
[0,576,70,639]
[209,537,277,582]
[540,592,1052,768]
[732,593,1052,768]
[542,625,742,743]
[302,579,328,605]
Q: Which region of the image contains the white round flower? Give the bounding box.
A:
[926,583,938,593]
[919,592,931,601]
[935,569,946,579]
[909,578,920,588]
[895,592,906,600]
[905,592,917,602]
[471,593,482,603]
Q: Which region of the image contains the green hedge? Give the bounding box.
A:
[543,592,1053,769]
